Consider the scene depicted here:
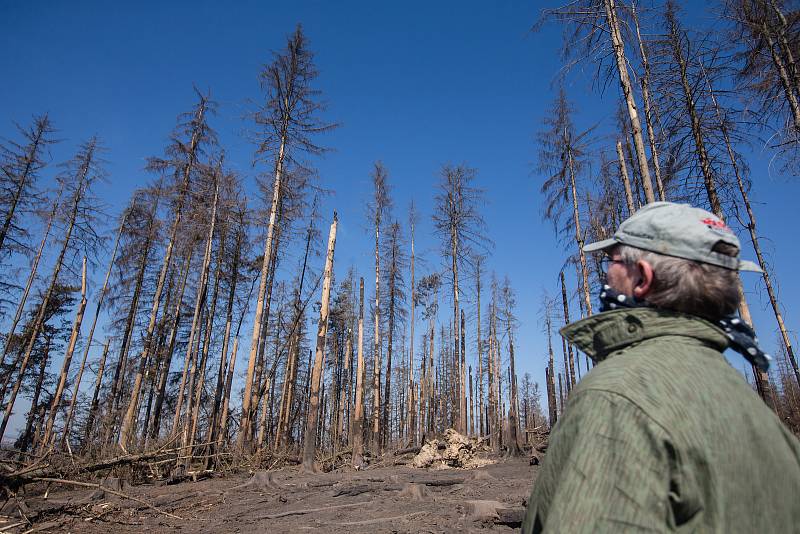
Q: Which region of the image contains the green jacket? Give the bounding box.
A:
[522,308,800,533]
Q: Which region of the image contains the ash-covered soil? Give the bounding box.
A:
[8,455,538,533]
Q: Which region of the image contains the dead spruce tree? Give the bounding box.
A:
[0,137,105,443]
[538,88,595,318]
[274,197,321,450]
[406,201,418,445]
[207,192,250,455]
[351,277,367,467]
[416,273,441,437]
[368,161,391,452]
[0,114,55,302]
[631,2,667,199]
[546,0,656,201]
[500,277,522,454]
[174,165,221,455]
[380,220,407,447]
[39,258,87,450]
[10,285,76,452]
[101,184,164,446]
[727,0,800,154]
[0,190,61,397]
[118,92,215,449]
[473,254,485,437]
[700,58,800,392]
[59,196,130,448]
[652,3,778,406]
[241,24,335,449]
[433,164,489,435]
[302,213,337,471]
[540,292,559,428]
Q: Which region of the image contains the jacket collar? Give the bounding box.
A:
[560,308,729,362]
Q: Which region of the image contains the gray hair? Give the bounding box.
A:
[616,245,740,320]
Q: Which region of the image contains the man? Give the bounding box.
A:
[522,202,800,533]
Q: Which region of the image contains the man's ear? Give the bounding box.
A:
[633,259,654,298]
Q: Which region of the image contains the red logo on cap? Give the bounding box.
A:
[701,217,731,232]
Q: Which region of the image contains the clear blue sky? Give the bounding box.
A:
[2,0,799,431]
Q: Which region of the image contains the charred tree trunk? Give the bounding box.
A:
[616,140,636,215]
[371,180,383,454]
[241,129,287,449]
[337,328,352,445]
[185,225,224,456]
[449,222,465,434]
[406,215,416,445]
[250,221,283,443]
[632,3,666,200]
[81,339,109,450]
[302,214,338,471]
[0,139,96,443]
[209,224,242,449]
[170,180,219,443]
[560,272,576,388]
[545,310,558,427]
[381,248,397,448]
[701,62,797,397]
[604,0,656,202]
[118,100,206,449]
[103,210,156,446]
[149,250,193,440]
[275,215,314,450]
[218,337,239,448]
[566,147,594,318]
[44,259,88,449]
[476,259,484,436]
[0,191,60,382]
[460,309,467,436]
[61,206,127,447]
[19,335,53,452]
[468,365,474,436]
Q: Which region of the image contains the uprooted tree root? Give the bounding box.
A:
[409,429,495,470]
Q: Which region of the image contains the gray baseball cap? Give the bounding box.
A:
[584,202,762,272]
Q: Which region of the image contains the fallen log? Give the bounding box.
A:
[32,477,182,520]
[408,477,465,487]
[253,501,367,520]
[393,446,422,456]
[330,511,426,526]
[332,484,372,497]
[1,448,180,488]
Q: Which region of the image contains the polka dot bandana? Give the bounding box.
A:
[598,285,650,312]
[598,285,772,371]
[717,317,772,372]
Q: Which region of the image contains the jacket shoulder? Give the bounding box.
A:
[570,336,730,417]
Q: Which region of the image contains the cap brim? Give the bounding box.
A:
[738,259,763,273]
[583,238,617,253]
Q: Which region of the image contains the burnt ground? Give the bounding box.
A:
[2,455,538,533]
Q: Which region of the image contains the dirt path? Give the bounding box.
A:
[11,456,537,532]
